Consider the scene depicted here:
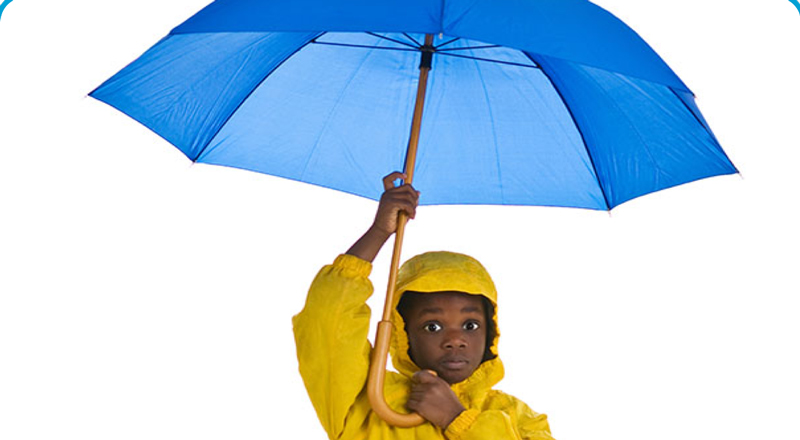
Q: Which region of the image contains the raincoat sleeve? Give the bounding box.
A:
[292,254,374,439]
[444,394,554,440]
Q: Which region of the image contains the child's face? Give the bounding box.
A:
[403,291,487,385]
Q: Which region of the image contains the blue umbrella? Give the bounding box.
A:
[90,0,737,426]
[91,0,736,210]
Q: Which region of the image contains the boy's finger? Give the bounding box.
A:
[409,387,428,398]
[387,183,418,199]
[406,186,420,203]
[402,201,417,219]
[386,191,418,219]
[383,172,407,191]
[406,397,423,412]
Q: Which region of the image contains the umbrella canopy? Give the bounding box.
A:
[90,0,736,211]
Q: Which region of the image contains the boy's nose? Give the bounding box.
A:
[442,331,467,350]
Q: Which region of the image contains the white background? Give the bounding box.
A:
[1,1,798,439]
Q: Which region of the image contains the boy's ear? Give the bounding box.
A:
[482,296,497,362]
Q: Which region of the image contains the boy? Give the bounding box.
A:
[293,173,554,440]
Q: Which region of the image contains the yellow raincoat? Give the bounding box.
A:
[293,252,554,440]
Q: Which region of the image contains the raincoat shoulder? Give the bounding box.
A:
[292,254,374,438]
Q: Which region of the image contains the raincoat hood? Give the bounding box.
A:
[390,251,504,394]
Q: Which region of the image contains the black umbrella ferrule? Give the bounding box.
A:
[419,44,435,69]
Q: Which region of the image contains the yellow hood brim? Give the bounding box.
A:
[389,251,504,395]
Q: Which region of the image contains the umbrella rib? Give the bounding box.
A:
[365,32,420,49]
[436,52,540,70]
[434,37,461,49]
[310,40,418,53]
[401,33,422,46]
[436,44,502,52]
[524,53,612,210]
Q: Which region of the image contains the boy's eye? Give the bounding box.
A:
[463,321,481,331]
[423,322,442,333]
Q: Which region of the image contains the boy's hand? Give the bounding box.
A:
[346,172,420,263]
[371,172,420,237]
[406,370,465,429]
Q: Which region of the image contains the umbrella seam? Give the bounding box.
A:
[299,35,384,182]
[194,32,324,162]
[437,52,540,70]
[669,87,738,173]
[525,53,611,210]
[310,41,418,53]
[365,32,420,49]
[580,68,663,190]
[402,33,422,46]
[471,54,504,204]
[670,87,709,135]
[440,0,446,29]
[191,39,266,157]
[435,37,461,49]
[437,44,502,52]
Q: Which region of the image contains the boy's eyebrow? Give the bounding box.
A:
[417,307,444,316]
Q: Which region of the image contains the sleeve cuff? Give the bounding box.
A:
[444,408,479,440]
[332,254,373,277]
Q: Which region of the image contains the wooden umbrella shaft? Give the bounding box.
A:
[367,34,434,428]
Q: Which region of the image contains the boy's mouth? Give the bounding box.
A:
[440,357,469,370]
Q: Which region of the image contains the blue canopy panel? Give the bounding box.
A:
[413,38,606,208]
[536,55,737,209]
[172,0,688,92]
[91,32,320,161]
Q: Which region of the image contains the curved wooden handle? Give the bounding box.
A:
[367,34,434,428]
[367,210,426,427]
[367,321,426,427]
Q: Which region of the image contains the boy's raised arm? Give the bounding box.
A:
[293,172,418,438]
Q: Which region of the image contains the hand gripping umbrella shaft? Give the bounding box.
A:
[367,34,434,428]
